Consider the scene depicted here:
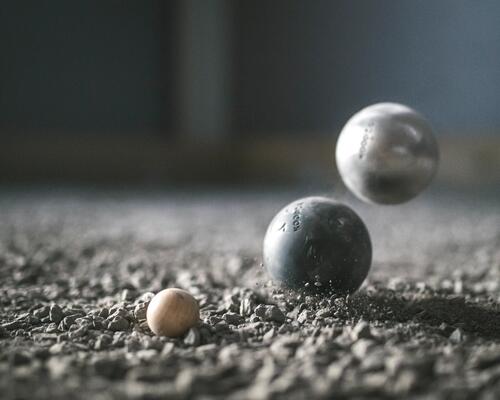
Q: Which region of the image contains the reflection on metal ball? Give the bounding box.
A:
[336,102,439,204]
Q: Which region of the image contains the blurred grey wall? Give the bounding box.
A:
[234,0,500,134]
[0,1,175,134]
[1,1,500,136]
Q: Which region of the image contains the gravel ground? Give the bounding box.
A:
[0,187,499,400]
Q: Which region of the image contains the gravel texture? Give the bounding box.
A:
[0,187,500,400]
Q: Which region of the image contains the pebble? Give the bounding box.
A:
[49,304,64,324]
[297,309,312,324]
[254,305,286,324]
[49,343,67,354]
[92,357,127,379]
[2,321,22,331]
[240,296,257,316]
[224,312,245,325]
[263,328,276,341]
[133,303,148,321]
[316,308,332,318]
[94,334,113,350]
[68,326,88,339]
[449,328,466,343]
[350,321,373,341]
[270,336,302,360]
[59,315,78,331]
[107,316,130,332]
[33,305,50,318]
[161,342,175,356]
[184,328,201,346]
[121,289,135,301]
[351,339,376,359]
[10,351,32,366]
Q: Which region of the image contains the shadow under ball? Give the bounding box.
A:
[263,197,372,294]
[336,102,439,205]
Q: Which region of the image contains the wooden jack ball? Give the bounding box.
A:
[146,288,200,337]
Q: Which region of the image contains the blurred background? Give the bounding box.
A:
[0,0,499,187]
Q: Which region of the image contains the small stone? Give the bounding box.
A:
[112,332,127,347]
[350,321,372,341]
[316,308,332,318]
[255,305,286,324]
[32,348,51,361]
[92,317,105,330]
[133,303,148,321]
[438,323,453,336]
[266,306,286,324]
[2,321,21,331]
[136,349,158,361]
[388,278,406,291]
[263,328,275,341]
[50,305,63,324]
[240,297,256,316]
[75,317,91,327]
[33,306,50,318]
[449,328,465,343]
[68,326,88,339]
[92,357,127,379]
[10,351,32,366]
[143,337,164,351]
[45,323,59,333]
[184,328,201,346]
[94,334,113,350]
[472,349,500,370]
[138,321,151,333]
[46,356,72,379]
[208,316,222,325]
[0,326,8,338]
[107,316,129,332]
[270,336,301,360]
[64,308,85,318]
[98,308,109,319]
[125,339,142,352]
[161,342,175,356]
[393,370,419,394]
[224,312,244,325]
[223,293,240,313]
[175,368,196,395]
[49,343,66,354]
[254,304,267,318]
[361,349,387,372]
[297,309,312,324]
[351,339,375,359]
[107,307,129,320]
[137,292,155,303]
[362,372,388,391]
[249,314,261,323]
[121,289,135,301]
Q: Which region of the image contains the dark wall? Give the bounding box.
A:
[233,0,500,134]
[0,1,176,134]
[1,1,500,137]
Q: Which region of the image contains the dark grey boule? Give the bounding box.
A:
[263,196,371,293]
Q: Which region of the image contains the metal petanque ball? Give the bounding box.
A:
[263,196,372,294]
[336,102,439,204]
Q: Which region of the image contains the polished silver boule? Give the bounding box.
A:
[335,102,439,204]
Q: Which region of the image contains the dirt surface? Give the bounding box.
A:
[0,187,499,399]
